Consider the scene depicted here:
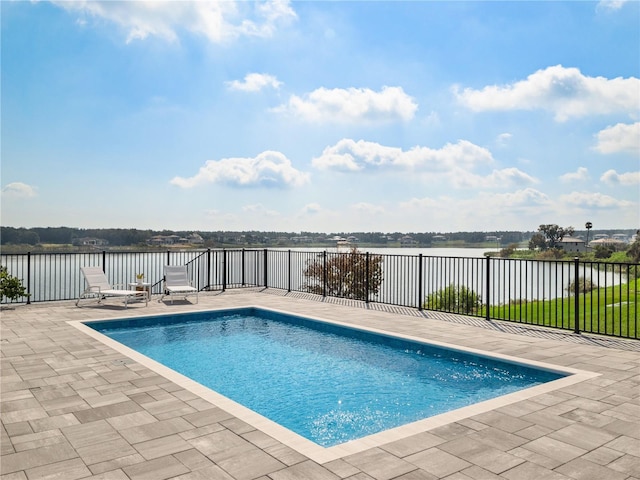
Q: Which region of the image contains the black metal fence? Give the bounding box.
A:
[2,249,638,339]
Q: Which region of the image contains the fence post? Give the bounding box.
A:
[263,249,268,288]
[242,249,246,286]
[485,255,491,321]
[207,248,211,290]
[222,249,227,292]
[26,252,31,305]
[322,251,327,297]
[365,252,370,304]
[102,251,106,272]
[418,253,423,311]
[288,249,291,293]
[574,257,580,334]
[166,250,171,266]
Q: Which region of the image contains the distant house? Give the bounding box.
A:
[72,237,108,247]
[147,236,165,246]
[290,236,312,243]
[187,233,204,244]
[611,234,628,243]
[589,238,627,251]
[148,233,203,246]
[147,235,180,246]
[558,236,586,253]
[400,235,417,245]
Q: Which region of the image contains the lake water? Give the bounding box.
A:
[1,247,623,304]
[279,247,491,257]
[272,247,621,305]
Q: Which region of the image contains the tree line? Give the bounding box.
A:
[1,226,635,249]
[1,226,530,247]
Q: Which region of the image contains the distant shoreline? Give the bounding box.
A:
[0,241,516,255]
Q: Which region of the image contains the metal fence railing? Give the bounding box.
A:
[1,249,638,339]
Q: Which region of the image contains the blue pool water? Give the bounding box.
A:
[87,308,565,447]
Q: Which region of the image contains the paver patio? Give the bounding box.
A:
[1,289,639,479]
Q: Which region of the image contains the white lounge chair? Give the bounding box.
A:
[76,266,148,308]
[161,265,199,304]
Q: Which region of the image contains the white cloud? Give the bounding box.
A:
[597,0,629,12]
[302,203,322,214]
[560,167,589,183]
[205,209,238,223]
[399,189,553,230]
[192,185,634,233]
[496,132,512,147]
[242,203,279,217]
[170,151,309,189]
[600,169,640,186]
[455,189,554,222]
[274,86,418,123]
[455,65,640,122]
[350,202,385,215]
[312,139,494,172]
[312,138,537,190]
[559,191,634,209]
[226,73,282,92]
[51,0,297,44]
[481,188,552,209]
[399,197,440,210]
[594,122,640,154]
[1,182,37,198]
[452,167,538,189]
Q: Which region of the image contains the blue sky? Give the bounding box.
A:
[2,0,639,233]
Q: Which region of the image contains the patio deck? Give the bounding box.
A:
[2,289,639,479]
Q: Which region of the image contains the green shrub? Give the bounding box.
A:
[627,238,640,263]
[607,251,629,263]
[594,245,615,259]
[499,243,518,257]
[424,284,481,314]
[0,266,29,303]
[536,248,564,260]
[566,276,598,295]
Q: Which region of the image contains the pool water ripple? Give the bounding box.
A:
[92,309,564,447]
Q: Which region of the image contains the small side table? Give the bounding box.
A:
[129,282,151,301]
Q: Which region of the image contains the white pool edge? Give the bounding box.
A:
[68,305,600,464]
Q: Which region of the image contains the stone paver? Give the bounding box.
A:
[2,290,639,479]
[438,436,525,474]
[122,455,190,480]
[344,447,417,479]
[268,460,340,480]
[555,457,629,480]
[501,461,571,480]
[405,447,472,477]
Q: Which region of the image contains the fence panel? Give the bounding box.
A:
[1,249,637,339]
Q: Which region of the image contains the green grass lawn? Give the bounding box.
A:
[484,278,639,338]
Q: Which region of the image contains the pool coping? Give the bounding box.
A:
[68,304,600,464]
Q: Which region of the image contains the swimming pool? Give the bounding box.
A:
[82,307,569,449]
